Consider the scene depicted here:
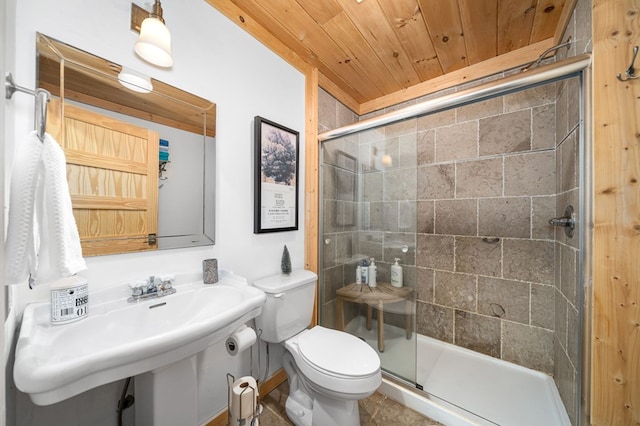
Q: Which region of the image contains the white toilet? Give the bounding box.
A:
[253,269,381,426]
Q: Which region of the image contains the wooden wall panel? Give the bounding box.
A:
[305,67,319,326]
[592,0,640,424]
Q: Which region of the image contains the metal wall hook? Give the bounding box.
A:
[617,46,640,81]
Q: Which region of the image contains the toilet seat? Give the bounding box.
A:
[285,326,381,397]
[297,326,379,379]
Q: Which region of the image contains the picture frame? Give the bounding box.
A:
[254,116,299,233]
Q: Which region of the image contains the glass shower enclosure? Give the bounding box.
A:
[319,56,589,425]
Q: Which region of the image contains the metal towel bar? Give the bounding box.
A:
[5,72,51,141]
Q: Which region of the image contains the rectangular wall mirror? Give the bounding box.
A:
[36,33,216,256]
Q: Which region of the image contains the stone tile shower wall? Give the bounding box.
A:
[372,85,559,374]
[554,77,582,425]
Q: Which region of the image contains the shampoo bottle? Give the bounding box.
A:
[356,264,362,284]
[391,258,403,288]
[361,260,369,284]
[368,258,377,287]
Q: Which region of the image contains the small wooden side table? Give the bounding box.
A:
[335,282,414,352]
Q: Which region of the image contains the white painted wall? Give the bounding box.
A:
[7,0,306,424]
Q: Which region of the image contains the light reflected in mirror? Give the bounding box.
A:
[36,33,216,256]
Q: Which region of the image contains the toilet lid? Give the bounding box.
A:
[297,326,380,378]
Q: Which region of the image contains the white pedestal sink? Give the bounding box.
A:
[14,270,266,424]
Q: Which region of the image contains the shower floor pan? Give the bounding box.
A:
[346,317,570,426]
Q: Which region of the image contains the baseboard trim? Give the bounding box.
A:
[259,368,288,397]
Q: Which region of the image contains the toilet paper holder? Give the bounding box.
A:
[227,373,262,426]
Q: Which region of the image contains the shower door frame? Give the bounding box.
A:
[318,53,593,426]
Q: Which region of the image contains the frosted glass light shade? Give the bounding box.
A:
[135,17,173,67]
[118,67,153,93]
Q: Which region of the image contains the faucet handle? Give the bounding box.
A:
[129,280,146,296]
[159,274,174,290]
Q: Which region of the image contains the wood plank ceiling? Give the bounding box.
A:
[207,0,574,114]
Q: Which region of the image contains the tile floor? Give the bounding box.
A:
[259,380,443,425]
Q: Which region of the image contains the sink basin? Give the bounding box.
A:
[14,271,266,405]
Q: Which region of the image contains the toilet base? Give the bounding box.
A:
[285,395,312,426]
[282,351,362,426]
[285,392,361,426]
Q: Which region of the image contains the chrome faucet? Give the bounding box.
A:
[128,275,176,302]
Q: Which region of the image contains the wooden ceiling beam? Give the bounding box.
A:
[359,37,554,114]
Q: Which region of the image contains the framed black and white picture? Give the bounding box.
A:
[253,116,299,233]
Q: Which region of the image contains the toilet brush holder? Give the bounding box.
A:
[227,373,262,426]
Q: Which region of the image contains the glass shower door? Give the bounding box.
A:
[319,131,418,384]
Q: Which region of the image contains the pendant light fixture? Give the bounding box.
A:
[132,1,173,68]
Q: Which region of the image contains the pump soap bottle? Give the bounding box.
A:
[368,258,377,287]
[361,259,369,285]
[391,258,403,288]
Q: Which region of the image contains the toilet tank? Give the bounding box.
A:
[253,270,317,343]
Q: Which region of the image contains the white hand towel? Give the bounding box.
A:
[4,131,87,287]
[34,133,87,284]
[4,131,44,285]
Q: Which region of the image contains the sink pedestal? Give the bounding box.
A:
[135,356,198,426]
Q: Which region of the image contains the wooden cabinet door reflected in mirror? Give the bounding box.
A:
[47,98,159,256]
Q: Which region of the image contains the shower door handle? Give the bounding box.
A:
[549,205,575,238]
